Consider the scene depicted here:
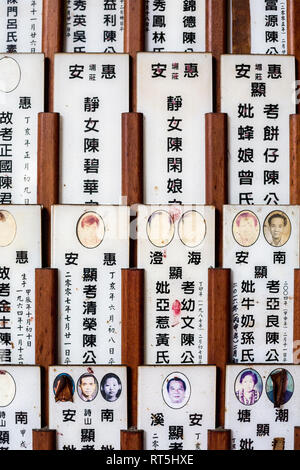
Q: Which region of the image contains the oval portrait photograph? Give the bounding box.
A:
[266,368,294,407]
[232,210,260,247]
[100,373,122,403]
[0,210,16,247]
[77,373,99,403]
[53,373,75,403]
[146,210,174,248]
[178,210,206,247]
[162,372,191,410]
[0,370,16,407]
[263,210,291,247]
[234,369,263,406]
[76,211,105,249]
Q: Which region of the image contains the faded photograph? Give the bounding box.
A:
[0,210,16,247]
[100,373,122,402]
[53,373,74,403]
[77,373,98,402]
[162,372,191,409]
[232,210,260,247]
[146,210,174,247]
[263,211,291,247]
[178,210,206,247]
[0,370,16,407]
[266,368,294,407]
[234,369,263,406]
[76,211,105,249]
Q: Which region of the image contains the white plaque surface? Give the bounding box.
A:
[0,366,40,450]
[138,365,216,450]
[222,54,295,205]
[0,1,42,53]
[64,0,124,53]
[225,364,300,450]
[0,53,44,204]
[0,205,41,365]
[145,0,206,52]
[49,365,127,450]
[51,205,129,365]
[137,52,212,205]
[250,0,287,55]
[138,205,215,365]
[54,53,129,205]
[223,205,299,364]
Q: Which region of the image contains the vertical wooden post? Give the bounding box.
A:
[232,0,251,54]
[121,269,144,430]
[290,115,300,205]
[121,429,144,450]
[208,268,231,429]
[32,429,56,450]
[205,113,228,268]
[294,427,300,450]
[206,0,227,112]
[37,112,59,268]
[293,269,300,364]
[288,0,300,114]
[208,429,231,450]
[124,0,145,112]
[35,268,58,428]
[42,0,64,112]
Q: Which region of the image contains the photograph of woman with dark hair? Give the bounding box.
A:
[235,369,262,406]
[100,373,122,402]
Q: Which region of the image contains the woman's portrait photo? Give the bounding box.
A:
[0,210,16,247]
[162,372,191,409]
[266,368,294,408]
[146,210,174,247]
[0,370,16,407]
[263,210,291,247]
[100,373,122,402]
[53,373,75,403]
[232,210,260,247]
[234,369,263,406]
[76,211,105,249]
[77,373,99,402]
[178,210,206,247]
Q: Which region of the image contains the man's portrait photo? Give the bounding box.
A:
[0,210,16,247]
[162,372,191,409]
[266,368,294,408]
[146,210,174,247]
[77,373,98,402]
[263,211,291,247]
[53,373,75,403]
[100,373,122,402]
[178,210,206,247]
[232,210,260,247]
[0,370,16,407]
[76,211,105,249]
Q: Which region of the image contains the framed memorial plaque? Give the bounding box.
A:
[0,53,44,204]
[223,205,299,364]
[231,0,287,55]
[221,54,295,205]
[137,52,212,205]
[54,53,129,205]
[51,205,129,365]
[49,365,127,450]
[0,205,41,365]
[225,364,300,450]
[64,0,124,53]
[137,205,215,365]
[0,366,40,450]
[0,1,43,53]
[138,365,216,450]
[145,0,206,52]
